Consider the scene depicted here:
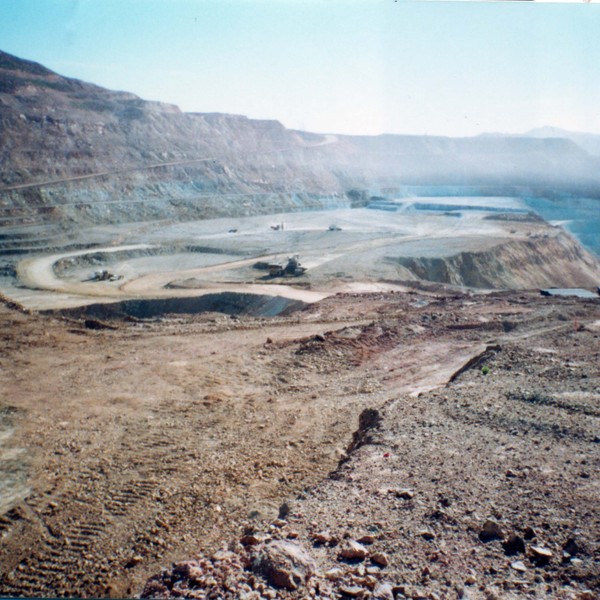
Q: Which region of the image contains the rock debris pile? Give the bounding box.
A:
[141,522,398,600]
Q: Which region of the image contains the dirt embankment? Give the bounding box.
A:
[0,289,598,599]
[392,231,600,289]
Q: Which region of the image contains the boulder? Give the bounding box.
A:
[253,540,316,590]
[373,582,395,600]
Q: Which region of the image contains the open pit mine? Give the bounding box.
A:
[0,50,599,599]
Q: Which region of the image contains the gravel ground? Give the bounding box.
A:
[0,289,598,599]
[138,292,600,600]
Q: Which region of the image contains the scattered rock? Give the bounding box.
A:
[278,501,293,520]
[371,552,389,567]
[530,546,553,564]
[312,531,333,545]
[346,408,382,455]
[352,564,366,577]
[479,519,503,542]
[253,540,316,590]
[240,534,263,546]
[419,530,436,541]
[357,534,376,545]
[340,584,367,598]
[372,582,394,600]
[141,577,168,598]
[124,555,143,568]
[211,550,235,562]
[325,567,344,580]
[171,560,198,578]
[403,586,429,599]
[571,558,584,567]
[340,540,369,561]
[187,566,207,585]
[563,537,580,556]
[394,488,415,500]
[511,560,527,573]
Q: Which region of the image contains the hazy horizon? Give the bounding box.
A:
[2,0,600,138]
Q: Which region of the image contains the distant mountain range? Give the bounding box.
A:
[1,49,600,227]
[479,126,600,157]
[524,126,600,157]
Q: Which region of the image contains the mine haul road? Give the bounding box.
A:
[14,215,471,308]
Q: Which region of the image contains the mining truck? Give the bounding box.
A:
[268,255,306,277]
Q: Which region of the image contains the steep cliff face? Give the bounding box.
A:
[392,231,600,289]
[2,49,600,229]
[0,50,349,228]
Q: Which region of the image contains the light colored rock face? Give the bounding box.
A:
[253,540,316,590]
[394,232,600,290]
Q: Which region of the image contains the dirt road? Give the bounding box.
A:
[10,206,517,312]
[0,290,508,596]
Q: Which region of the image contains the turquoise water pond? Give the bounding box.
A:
[522,197,600,257]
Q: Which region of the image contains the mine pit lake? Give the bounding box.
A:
[521,196,600,256]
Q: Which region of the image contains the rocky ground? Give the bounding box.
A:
[0,287,598,599]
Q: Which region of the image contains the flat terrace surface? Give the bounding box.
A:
[3,206,546,311]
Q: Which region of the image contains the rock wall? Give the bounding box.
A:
[2,50,600,230]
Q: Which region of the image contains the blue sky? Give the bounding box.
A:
[1,0,599,136]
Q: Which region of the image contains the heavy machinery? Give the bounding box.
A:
[267,255,306,277]
[84,269,122,282]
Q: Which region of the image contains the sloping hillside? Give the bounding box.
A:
[2,49,600,228]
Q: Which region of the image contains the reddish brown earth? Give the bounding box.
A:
[0,288,598,599]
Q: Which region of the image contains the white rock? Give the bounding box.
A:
[511,560,527,572]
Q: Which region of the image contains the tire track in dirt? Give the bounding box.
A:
[4,506,110,595]
[3,472,165,596]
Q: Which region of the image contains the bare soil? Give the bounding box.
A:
[0,288,598,599]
